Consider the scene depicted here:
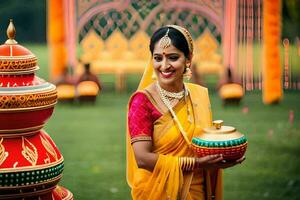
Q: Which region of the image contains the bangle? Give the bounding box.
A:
[179,157,196,171]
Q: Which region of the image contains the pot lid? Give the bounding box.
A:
[203,120,236,134]
[0,20,38,75]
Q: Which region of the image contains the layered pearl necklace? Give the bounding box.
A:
[156,82,192,146]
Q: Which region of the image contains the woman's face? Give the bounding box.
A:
[152,42,191,92]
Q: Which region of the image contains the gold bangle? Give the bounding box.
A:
[188,157,191,170]
[183,157,187,171]
[191,157,195,170]
[179,157,196,171]
[179,157,185,171]
[178,157,182,167]
[190,157,195,171]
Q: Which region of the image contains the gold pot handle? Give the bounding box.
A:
[213,120,223,129]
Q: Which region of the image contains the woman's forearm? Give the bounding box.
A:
[135,152,159,171]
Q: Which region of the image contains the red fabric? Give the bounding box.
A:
[128,92,162,139]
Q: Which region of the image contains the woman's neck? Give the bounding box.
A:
[158,81,184,93]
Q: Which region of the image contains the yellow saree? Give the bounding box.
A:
[126,62,222,200]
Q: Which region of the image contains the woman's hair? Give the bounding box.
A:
[149,27,190,58]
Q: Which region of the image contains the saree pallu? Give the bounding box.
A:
[127,83,222,200]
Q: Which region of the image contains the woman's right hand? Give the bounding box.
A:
[195,154,224,169]
[196,154,223,169]
[195,154,245,169]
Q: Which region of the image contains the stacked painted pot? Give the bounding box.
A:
[192,120,247,161]
[0,20,73,199]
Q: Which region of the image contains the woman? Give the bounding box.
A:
[127,25,245,200]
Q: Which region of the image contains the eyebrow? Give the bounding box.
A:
[153,53,179,56]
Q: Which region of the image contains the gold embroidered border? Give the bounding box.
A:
[0,89,57,109]
[131,135,152,144]
[0,57,37,71]
[142,89,165,114]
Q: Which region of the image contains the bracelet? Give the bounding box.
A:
[179,157,196,171]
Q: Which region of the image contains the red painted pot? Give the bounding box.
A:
[0,20,72,199]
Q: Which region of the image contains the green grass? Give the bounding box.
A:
[24,44,300,199]
[45,90,300,200]
[25,43,50,80]
[212,91,300,200]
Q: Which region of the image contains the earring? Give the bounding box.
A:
[184,67,192,81]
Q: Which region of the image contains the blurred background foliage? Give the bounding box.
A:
[0,0,46,43]
[0,0,299,44]
[282,0,300,39]
[0,1,299,199]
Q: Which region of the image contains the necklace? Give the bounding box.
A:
[159,86,185,99]
[156,82,192,146]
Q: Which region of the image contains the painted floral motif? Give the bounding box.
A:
[21,137,38,166]
[0,138,8,166]
[41,135,58,161]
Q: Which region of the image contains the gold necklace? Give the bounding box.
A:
[159,86,185,99]
[156,82,192,146]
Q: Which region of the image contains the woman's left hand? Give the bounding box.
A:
[216,156,246,169]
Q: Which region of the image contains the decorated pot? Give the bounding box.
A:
[192,120,247,160]
[0,20,73,199]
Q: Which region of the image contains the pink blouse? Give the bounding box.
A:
[128,92,162,143]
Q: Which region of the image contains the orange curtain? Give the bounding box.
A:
[262,0,282,104]
[47,0,67,81]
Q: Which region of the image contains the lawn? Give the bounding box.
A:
[28,44,300,199]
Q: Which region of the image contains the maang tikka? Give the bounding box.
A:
[159,29,171,49]
[153,29,171,80]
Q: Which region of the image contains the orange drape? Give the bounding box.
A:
[47,0,67,81]
[262,0,282,104]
